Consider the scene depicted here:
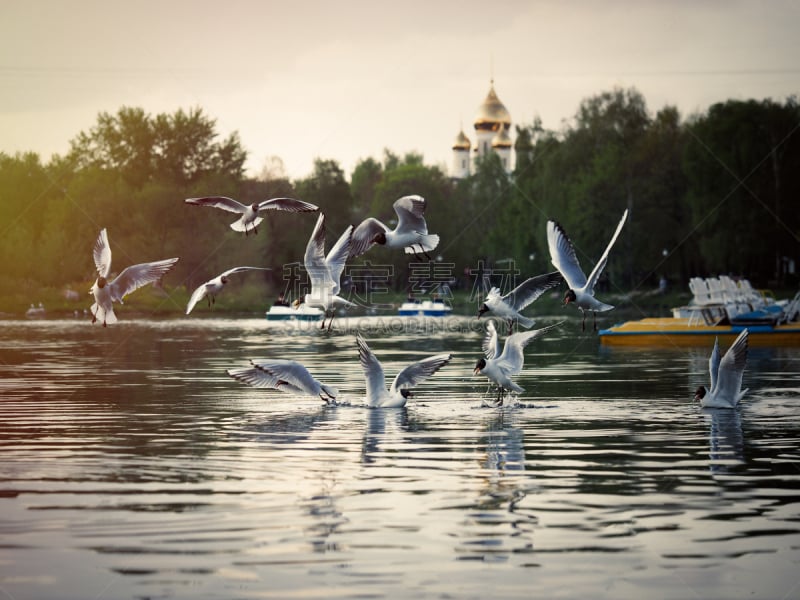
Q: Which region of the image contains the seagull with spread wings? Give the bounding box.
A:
[357,333,452,408]
[185,266,271,314]
[477,271,563,334]
[349,195,439,260]
[227,359,338,404]
[694,329,749,408]
[474,321,562,406]
[185,196,318,235]
[547,209,628,331]
[89,228,179,326]
[293,213,355,330]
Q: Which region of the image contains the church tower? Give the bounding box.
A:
[451,80,513,178]
[451,127,471,178]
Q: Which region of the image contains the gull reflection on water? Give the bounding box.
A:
[703,407,744,473]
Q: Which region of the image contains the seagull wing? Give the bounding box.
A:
[482,320,501,359]
[502,271,563,311]
[326,225,353,296]
[227,366,293,391]
[499,322,563,375]
[390,352,452,394]
[184,196,247,214]
[547,220,587,290]
[715,329,749,402]
[257,197,319,213]
[93,228,112,278]
[393,195,428,235]
[250,359,320,396]
[357,334,387,405]
[584,209,628,293]
[304,212,332,290]
[350,217,389,258]
[708,337,721,395]
[108,257,179,302]
[217,266,271,278]
[185,281,210,315]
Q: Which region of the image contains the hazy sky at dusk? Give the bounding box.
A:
[1,0,798,179]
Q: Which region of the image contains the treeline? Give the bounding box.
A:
[0,88,798,309]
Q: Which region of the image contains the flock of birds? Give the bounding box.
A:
[87,194,750,409]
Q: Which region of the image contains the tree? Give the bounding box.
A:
[683,98,800,284]
[68,106,247,187]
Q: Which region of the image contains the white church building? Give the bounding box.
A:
[451,80,513,178]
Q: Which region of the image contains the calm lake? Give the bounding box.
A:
[1,315,799,600]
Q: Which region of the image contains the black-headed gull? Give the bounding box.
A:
[547,209,628,331]
[293,212,355,330]
[90,228,179,326]
[186,266,271,314]
[477,271,563,334]
[349,195,439,260]
[185,196,318,235]
[473,320,562,405]
[227,359,338,404]
[694,329,749,408]
[356,333,452,408]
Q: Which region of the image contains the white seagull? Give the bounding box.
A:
[185,266,271,314]
[90,228,179,326]
[473,321,562,405]
[293,212,355,330]
[478,271,563,334]
[185,196,318,235]
[349,195,440,260]
[357,333,452,408]
[547,209,628,331]
[694,329,749,409]
[227,359,338,404]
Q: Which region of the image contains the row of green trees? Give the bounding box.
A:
[1,88,798,310]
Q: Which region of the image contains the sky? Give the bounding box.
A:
[1,0,798,180]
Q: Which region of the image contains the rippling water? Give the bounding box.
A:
[1,316,799,599]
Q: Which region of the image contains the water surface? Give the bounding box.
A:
[1,316,799,599]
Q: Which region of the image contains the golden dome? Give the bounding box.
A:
[491,126,512,148]
[452,129,471,150]
[474,82,511,132]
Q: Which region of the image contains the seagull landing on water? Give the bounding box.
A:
[473,320,562,406]
[547,209,628,332]
[89,228,179,327]
[184,196,318,236]
[477,271,563,335]
[694,329,749,409]
[349,195,439,261]
[227,359,338,404]
[293,212,355,330]
[185,266,271,315]
[356,333,452,408]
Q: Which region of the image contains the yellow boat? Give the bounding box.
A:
[599,317,800,347]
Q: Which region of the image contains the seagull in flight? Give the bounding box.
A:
[547,209,628,331]
[357,333,452,408]
[474,320,562,406]
[694,329,749,409]
[185,196,318,235]
[227,359,338,404]
[293,212,355,330]
[90,228,179,326]
[478,271,563,334]
[185,266,271,314]
[349,195,439,261]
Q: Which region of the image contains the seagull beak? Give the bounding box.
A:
[473,366,481,376]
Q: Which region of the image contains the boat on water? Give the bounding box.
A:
[397,300,453,317]
[265,304,324,321]
[599,276,800,346]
